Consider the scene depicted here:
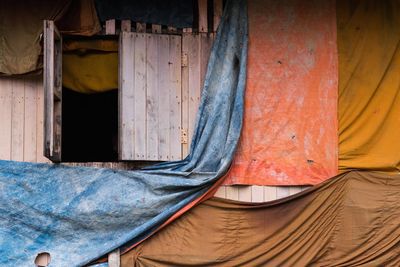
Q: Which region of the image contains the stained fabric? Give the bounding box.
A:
[0,1,247,266]
[338,0,400,172]
[121,171,400,267]
[62,40,118,93]
[57,0,101,36]
[0,0,70,75]
[95,0,193,28]
[223,0,338,186]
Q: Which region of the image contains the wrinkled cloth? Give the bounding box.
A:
[338,0,400,172]
[95,0,193,28]
[62,40,118,93]
[224,0,338,186]
[122,171,400,267]
[0,0,247,266]
[0,0,70,75]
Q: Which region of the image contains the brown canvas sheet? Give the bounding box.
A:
[121,171,400,266]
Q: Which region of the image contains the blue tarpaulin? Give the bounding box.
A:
[0,0,247,266]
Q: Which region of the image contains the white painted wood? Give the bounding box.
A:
[198,0,208,33]
[108,249,120,267]
[276,186,290,199]
[36,79,48,163]
[0,77,12,160]
[151,24,161,33]
[119,32,135,160]
[264,186,277,201]
[121,20,131,32]
[226,186,239,200]
[136,23,146,33]
[251,185,264,202]
[11,78,25,161]
[289,186,303,196]
[146,34,159,160]
[181,34,190,158]
[43,20,62,162]
[24,77,38,162]
[158,35,170,160]
[214,185,226,198]
[134,34,147,160]
[238,186,252,202]
[106,19,116,34]
[168,35,182,161]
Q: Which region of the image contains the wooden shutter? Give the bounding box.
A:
[43,20,62,162]
[119,32,182,161]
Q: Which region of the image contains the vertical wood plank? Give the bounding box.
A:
[213,0,223,32]
[36,79,48,163]
[198,0,208,33]
[238,186,252,202]
[251,185,264,202]
[108,249,120,267]
[151,24,161,33]
[214,185,226,198]
[226,186,239,200]
[146,34,159,160]
[158,35,170,160]
[119,32,135,160]
[134,33,147,160]
[264,186,277,201]
[181,34,190,158]
[187,35,200,148]
[24,77,38,162]
[121,20,131,32]
[167,27,177,33]
[11,78,25,161]
[168,35,182,160]
[289,186,303,196]
[136,23,146,33]
[106,19,116,34]
[276,186,290,199]
[0,78,12,160]
[200,33,213,89]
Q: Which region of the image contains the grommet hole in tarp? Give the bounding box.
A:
[34,252,51,267]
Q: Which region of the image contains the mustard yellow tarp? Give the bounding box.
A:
[338,0,400,172]
[62,39,118,94]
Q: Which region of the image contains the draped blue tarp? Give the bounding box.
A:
[0,0,248,266]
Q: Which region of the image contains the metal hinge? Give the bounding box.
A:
[181,53,188,67]
[181,129,188,144]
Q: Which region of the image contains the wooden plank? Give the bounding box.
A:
[121,20,131,32]
[23,77,38,162]
[158,35,170,160]
[146,34,159,160]
[108,249,120,267]
[11,78,25,161]
[198,0,208,33]
[0,77,13,160]
[251,185,264,202]
[264,186,277,201]
[187,34,200,149]
[119,32,135,160]
[301,186,311,191]
[238,186,252,202]
[36,79,48,163]
[183,28,193,33]
[136,23,146,33]
[214,185,226,198]
[151,24,161,34]
[167,27,177,33]
[181,34,190,158]
[226,185,239,200]
[276,186,290,199]
[213,0,223,32]
[289,186,303,196]
[106,19,116,34]
[200,33,213,89]
[168,35,182,160]
[134,33,147,160]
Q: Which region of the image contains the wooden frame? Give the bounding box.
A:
[43,20,62,162]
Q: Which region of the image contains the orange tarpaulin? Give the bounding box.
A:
[223,0,338,185]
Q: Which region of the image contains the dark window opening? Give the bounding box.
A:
[62,88,118,162]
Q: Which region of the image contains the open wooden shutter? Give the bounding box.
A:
[43,20,62,162]
[119,32,182,161]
